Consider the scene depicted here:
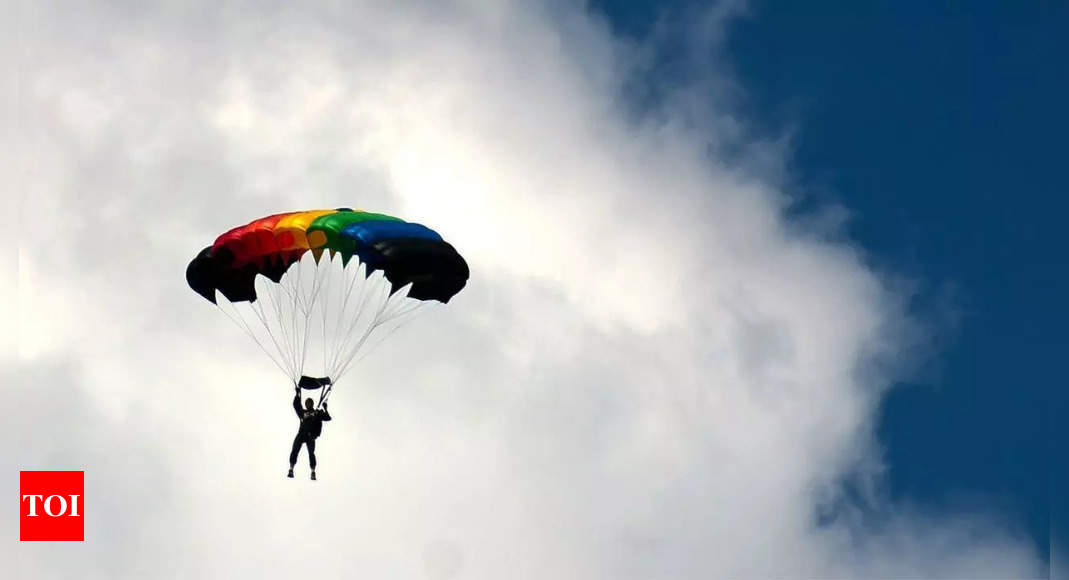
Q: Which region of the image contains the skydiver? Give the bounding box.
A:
[287,385,332,480]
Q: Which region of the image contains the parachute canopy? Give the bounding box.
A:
[186,208,469,400]
[186,208,468,305]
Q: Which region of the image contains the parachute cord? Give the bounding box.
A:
[325,273,367,377]
[259,257,303,369]
[334,301,425,383]
[296,259,316,372]
[261,278,289,375]
[297,255,328,379]
[214,301,294,381]
[321,253,334,378]
[298,292,314,378]
[337,297,420,375]
[291,253,305,314]
[277,261,295,376]
[326,264,373,373]
[325,259,363,379]
[329,284,397,382]
[286,261,300,375]
[331,284,399,375]
[249,296,296,379]
[286,259,305,377]
[263,279,298,380]
[296,255,321,373]
[324,267,379,377]
[278,279,300,380]
[326,276,388,380]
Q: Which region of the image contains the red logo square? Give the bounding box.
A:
[20,471,84,541]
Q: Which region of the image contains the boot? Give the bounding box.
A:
[287,468,294,478]
[311,470,317,481]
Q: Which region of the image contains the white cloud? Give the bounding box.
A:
[3,1,1044,578]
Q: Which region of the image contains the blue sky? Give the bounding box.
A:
[595,0,1059,562]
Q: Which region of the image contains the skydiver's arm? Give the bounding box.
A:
[320,404,331,421]
[293,393,302,417]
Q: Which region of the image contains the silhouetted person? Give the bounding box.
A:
[287,385,331,480]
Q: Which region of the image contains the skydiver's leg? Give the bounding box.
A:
[289,432,303,467]
[307,437,317,470]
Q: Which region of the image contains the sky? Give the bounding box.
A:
[3,1,1056,578]
[592,0,1061,566]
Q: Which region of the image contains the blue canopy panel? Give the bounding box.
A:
[341,221,443,272]
[342,220,443,245]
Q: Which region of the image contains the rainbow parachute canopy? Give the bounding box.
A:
[185,208,469,394]
[186,208,469,305]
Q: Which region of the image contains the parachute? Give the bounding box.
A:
[186,208,469,405]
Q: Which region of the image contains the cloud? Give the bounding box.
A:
[6,1,1044,578]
